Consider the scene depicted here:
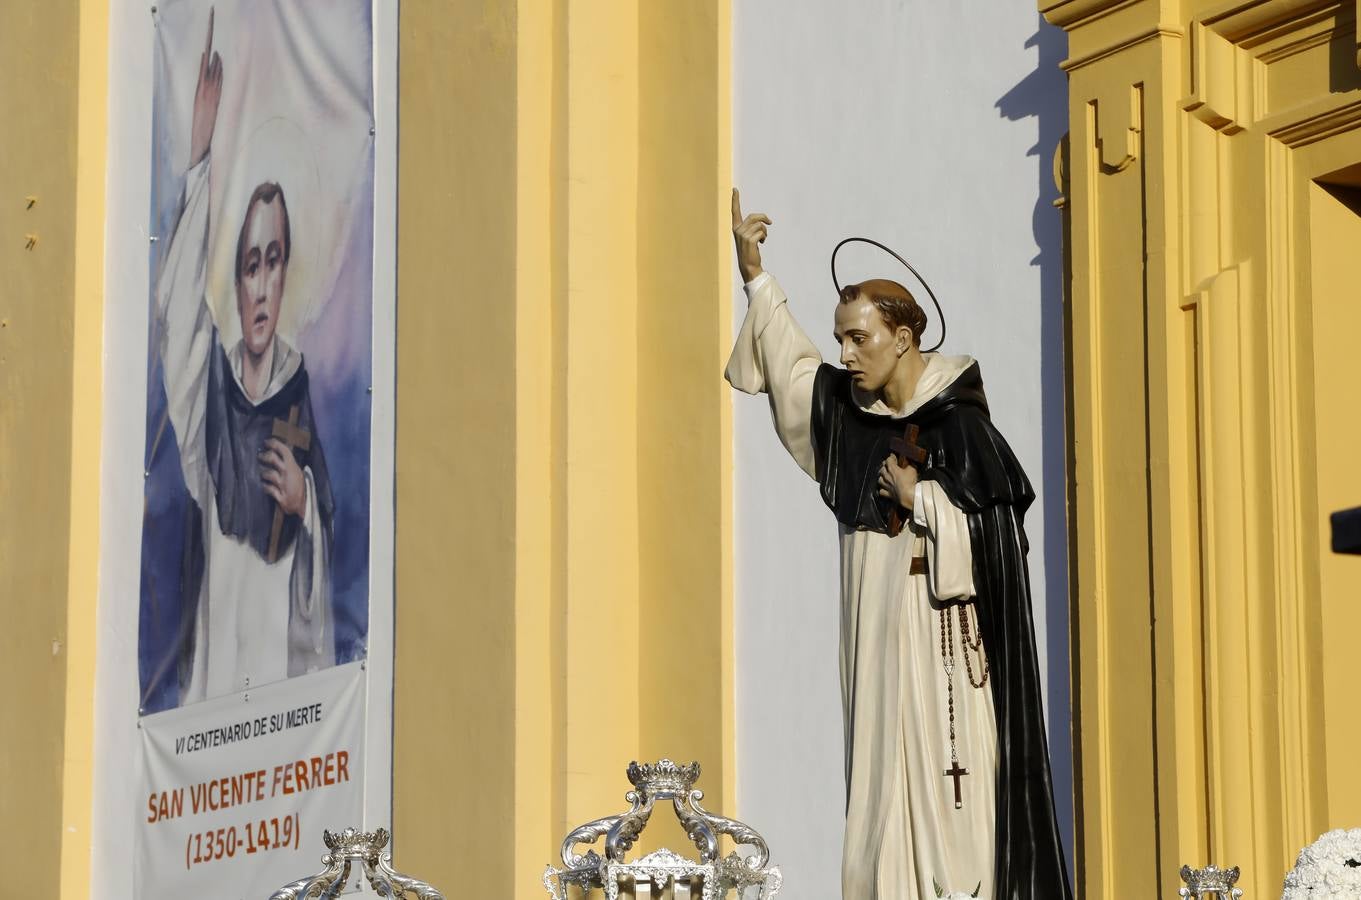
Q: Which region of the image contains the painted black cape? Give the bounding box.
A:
[177,337,336,689]
[809,360,1073,900]
[201,336,335,560]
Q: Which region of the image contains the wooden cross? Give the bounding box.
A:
[944,760,969,810]
[267,404,311,563]
[886,422,927,537]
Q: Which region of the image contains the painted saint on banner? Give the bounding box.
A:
[141,1,374,712]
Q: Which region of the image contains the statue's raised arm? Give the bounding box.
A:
[730,189,771,285]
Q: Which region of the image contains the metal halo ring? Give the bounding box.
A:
[831,237,946,353]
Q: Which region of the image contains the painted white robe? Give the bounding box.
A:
[155,155,332,704]
[726,273,997,899]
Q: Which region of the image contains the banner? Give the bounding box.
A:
[137,663,365,897]
[136,1,378,895]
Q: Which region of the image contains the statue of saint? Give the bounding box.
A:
[726,190,1072,900]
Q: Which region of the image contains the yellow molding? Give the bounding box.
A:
[59,0,108,896]
[1061,26,1185,72]
[560,0,643,830]
[1042,0,1145,29]
[1355,0,1361,65]
[1091,83,1144,170]
[513,0,558,888]
[1196,0,1340,42]
[713,0,734,822]
[1264,97,1361,147]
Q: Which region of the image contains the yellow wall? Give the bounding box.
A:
[1307,178,1361,823]
[0,0,81,884]
[1043,0,1361,895]
[394,1,733,895]
[2,2,734,898]
[61,0,109,895]
[1307,179,1361,823]
[393,0,521,889]
[636,0,735,809]
[0,1,106,896]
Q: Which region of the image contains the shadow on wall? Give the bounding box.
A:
[995,15,1076,881]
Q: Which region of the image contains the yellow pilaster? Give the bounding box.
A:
[0,0,82,890]
[395,3,734,896]
[59,1,109,894]
[394,0,519,891]
[1044,0,1361,895]
[56,0,109,893]
[636,0,735,806]
[513,0,560,887]
[560,0,644,829]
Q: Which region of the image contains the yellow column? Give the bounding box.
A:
[395,2,735,895]
[560,0,644,830]
[59,1,110,894]
[513,0,561,887]
[1042,2,1187,895]
[1045,0,1361,895]
[0,0,82,890]
[636,0,735,808]
[394,0,520,892]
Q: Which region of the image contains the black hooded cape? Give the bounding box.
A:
[809,360,1073,900]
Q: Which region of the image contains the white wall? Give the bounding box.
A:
[731,3,1072,893]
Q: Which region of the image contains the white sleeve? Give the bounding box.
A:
[912,480,976,601]
[153,156,217,506]
[723,273,823,478]
[292,468,334,670]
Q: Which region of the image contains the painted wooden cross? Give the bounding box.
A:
[944,759,968,810]
[886,422,928,537]
[267,404,311,563]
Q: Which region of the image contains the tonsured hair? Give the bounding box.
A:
[838,278,928,346]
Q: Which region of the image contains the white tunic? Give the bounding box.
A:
[727,273,998,899]
[155,156,332,704]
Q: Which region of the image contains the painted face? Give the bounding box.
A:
[235,197,288,359]
[834,297,903,393]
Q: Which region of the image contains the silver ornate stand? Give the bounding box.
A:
[543,759,782,899]
[269,827,445,899]
[1179,864,1243,899]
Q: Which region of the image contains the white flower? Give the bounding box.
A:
[1282,828,1361,899]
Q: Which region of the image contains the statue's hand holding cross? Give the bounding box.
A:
[878,423,926,536]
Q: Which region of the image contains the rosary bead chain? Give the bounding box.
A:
[958,604,991,690]
[939,607,958,761]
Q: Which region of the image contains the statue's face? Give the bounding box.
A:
[834,297,905,393]
[235,196,288,359]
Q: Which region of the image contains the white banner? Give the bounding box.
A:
[137,661,365,897]
[91,1,394,896]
